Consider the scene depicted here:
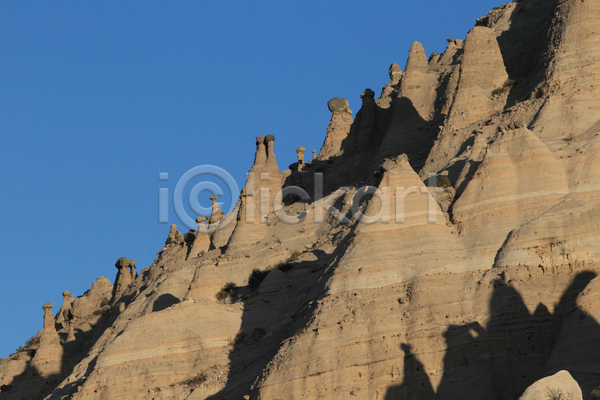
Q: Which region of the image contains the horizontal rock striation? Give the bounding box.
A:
[4,1,600,399]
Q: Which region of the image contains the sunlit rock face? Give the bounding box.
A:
[4,1,600,399]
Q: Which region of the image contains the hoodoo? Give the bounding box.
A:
[319,97,353,160]
[30,303,63,377]
[226,135,283,251]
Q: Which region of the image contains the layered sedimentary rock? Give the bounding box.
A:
[5,1,600,399]
[376,63,402,109]
[30,303,63,377]
[227,135,283,250]
[111,257,135,303]
[527,0,600,143]
[188,216,211,258]
[446,26,508,129]
[318,98,353,160]
[55,290,74,325]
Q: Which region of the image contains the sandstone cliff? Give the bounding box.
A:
[2,0,600,399]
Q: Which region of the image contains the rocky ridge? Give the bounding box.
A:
[2,0,600,399]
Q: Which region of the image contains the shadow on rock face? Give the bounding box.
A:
[384,271,599,400]
[205,233,356,400]
[152,293,181,312]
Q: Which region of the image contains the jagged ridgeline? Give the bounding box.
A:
[3,0,600,398]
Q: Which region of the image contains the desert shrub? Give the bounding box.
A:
[215,282,238,301]
[492,78,517,96]
[92,307,107,316]
[248,268,270,289]
[437,176,452,188]
[250,327,266,341]
[215,289,228,301]
[564,133,576,143]
[230,330,247,347]
[25,336,39,348]
[16,336,40,353]
[547,388,574,400]
[177,365,221,388]
[229,328,266,348]
[185,372,208,387]
[275,251,302,272]
[100,297,110,307]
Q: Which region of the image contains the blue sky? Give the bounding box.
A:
[0,0,503,358]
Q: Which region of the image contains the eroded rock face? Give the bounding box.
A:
[187,216,211,258]
[227,135,283,250]
[209,195,226,224]
[165,223,184,246]
[319,97,353,160]
[55,291,74,325]
[31,303,63,377]
[111,257,135,303]
[7,1,600,399]
[446,26,508,129]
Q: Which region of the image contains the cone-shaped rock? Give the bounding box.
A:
[447,26,509,128]
[227,135,282,250]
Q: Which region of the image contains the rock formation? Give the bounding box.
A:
[184,229,197,259]
[42,303,55,330]
[111,257,135,303]
[377,63,402,108]
[30,303,63,377]
[6,1,600,399]
[165,223,184,246]
[226,135,282,250]
[55,290,74,325]
[0,278,114,399]
[188,216,211,258]
[296,146,306,166]
[318,97,353,159]
[159,223,188,260]
[519,370,582,400]
[209,195,226,224]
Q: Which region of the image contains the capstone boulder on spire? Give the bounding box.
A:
[43,303,54,330]
[31,302,63,376]
[55,290,74,325]
[389,62,402,84]
[111,257,135,303]
[209,195,226,224]
[327,97,352,114]
[318,97,353,160]
[296,146,306,165]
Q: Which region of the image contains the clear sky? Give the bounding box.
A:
[0,0,503,358]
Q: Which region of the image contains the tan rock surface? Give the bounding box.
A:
[4,1,600,399]
[319,98,353,160]
[446,26,508,129]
